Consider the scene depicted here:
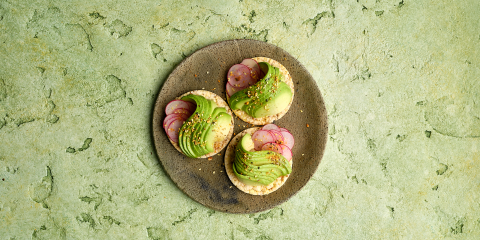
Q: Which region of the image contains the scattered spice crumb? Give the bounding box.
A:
[306,124,310,127]
[218,80,220,83]
[229,186,232,188]
[194,74,198,77]
[302,154,304,156]
[301,110,303,112]
[213,171,216,174]
[208,157,213,161]
[199,168,201,170]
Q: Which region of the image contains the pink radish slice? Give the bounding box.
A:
[240,58,262,81]
[261,142,283,155]
[166,118,185,143]
[226,82,244,97]
[163,113,182,128]
[252,130,275,151]
[262,124,280,131]
[165,100,196,115]
[163,113,188,132]
[172,108,193,115]
[279,144,292,161]
[280,130,294,149]
[269,130,285,145]
[227,64,256,88]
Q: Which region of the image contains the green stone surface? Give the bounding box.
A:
[1,0,479,239]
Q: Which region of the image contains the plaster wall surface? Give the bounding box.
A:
[0,0,479,239]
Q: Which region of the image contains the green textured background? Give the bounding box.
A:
[1,0,479,239]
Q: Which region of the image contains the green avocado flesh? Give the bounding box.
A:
[228,62,293,118]
[178,94,232,158]
[232,133,292,186]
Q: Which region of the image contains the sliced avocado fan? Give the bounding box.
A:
[178,94,232,158]
[232,133,292,186]
[228,62,293,118]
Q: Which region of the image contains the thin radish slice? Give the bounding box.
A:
[261,142,283,155]
[165,100,196,115]
[172,108,193,115]
[163,114,175,129]
[280,130,295,149]
[262,124,280,131]
[163,113,188,134]
[226,82,244,97]
[240,58,260,71]
[252,130,274,151]
[227,64,256,88]
[269,130,285,145]
[166,118,185,143]
[240,58,262,81]
[163,113,184,129]
[279,144,293,161]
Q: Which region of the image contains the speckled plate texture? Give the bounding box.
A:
[152,39,328,214]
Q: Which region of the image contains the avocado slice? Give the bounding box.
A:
[197,108,229,154]
[177,94,232,158]
[211,112,232,143]
[189,106,224,156]
[232,133,292,186]
[228,62,293,118]
[178,94,211,157]
[251,81,292,118]
[202,111,231,153]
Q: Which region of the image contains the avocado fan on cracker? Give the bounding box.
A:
[163,90,234,158]
[224,124,295,195]
[226,57,294,125]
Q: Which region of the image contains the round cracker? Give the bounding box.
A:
[224,127,293,195]
[168,90,235,158]
[227,57,294,125]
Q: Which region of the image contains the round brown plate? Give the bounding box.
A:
[152,39,328,214]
